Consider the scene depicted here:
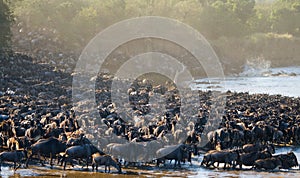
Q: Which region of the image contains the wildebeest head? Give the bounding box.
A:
[287,152,298,168]
[264,143,275,154]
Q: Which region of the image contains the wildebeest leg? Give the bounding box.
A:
[224,162,227,170]
[232,161,236,169]
[50,153,53,168]
[104,165,107,173]
[37,152,44,166]
[63,156,68,170]
[57,154,63,165]
[86,156,89,170]
[13,161,16,171]
[92,162,95,171]
[14,161,21,171]
[56,156,60,165]
[108,165,111,173]
[25,154,33,168]
[206,160,211,167]
[156,159,160,166]
[178,159,181,168]
[60,155,65,166]
[17,161,22,170]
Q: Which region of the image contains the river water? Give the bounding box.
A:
[191,66,300,98]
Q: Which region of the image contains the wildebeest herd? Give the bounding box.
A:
[1,72,300,174]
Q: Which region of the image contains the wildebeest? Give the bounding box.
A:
[66,134,91,147]
[26,137,66,168]
[91,154,121,173]
[273,152,298,169]
[201,149,239,169]
[242,143,275,154]
[156,144,190,168]
[0,150,27,171]
[62,144,102,170]
[25,125,44,141]
[16,136,32,150]
[237,150,272,169]
[108,142,147,163]
[7,137,20,151]
[242,143,262,153]
[254,157,282,170]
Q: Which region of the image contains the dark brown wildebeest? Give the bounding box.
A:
[16,136,32,150]
[254,157,282,170]
[251,126,264,143]
[273,152,298,169]
[26,137,66,168]
[62,144,102,170]
[237,150,272,169]
[0,150,27,171]
[156,144,190,168]
[25,125,44,141]
[242,143,262,153]
[242,143,274,154]
[91,154,121,173]
[66,134,91,147]
[44,128,64,138]
[201,149,239,169]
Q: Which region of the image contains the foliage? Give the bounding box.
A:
[198,0,256,39]
[0,0,13,51]
[270,0,300,35]
[5,0,300,51]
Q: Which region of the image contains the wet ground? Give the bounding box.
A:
[1,147,300,178]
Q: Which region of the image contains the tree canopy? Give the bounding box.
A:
[3,0,300,51]
[0,0,13,51]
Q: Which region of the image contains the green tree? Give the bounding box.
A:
[271,0,300,36]
[248,2,273,33]
[199,0,255,39]
[0,0,13,51]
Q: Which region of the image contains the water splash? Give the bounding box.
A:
[239,57,271,77]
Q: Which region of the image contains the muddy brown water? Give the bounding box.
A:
[1,147,300,178]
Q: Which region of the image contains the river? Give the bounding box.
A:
[192,65,300,98]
